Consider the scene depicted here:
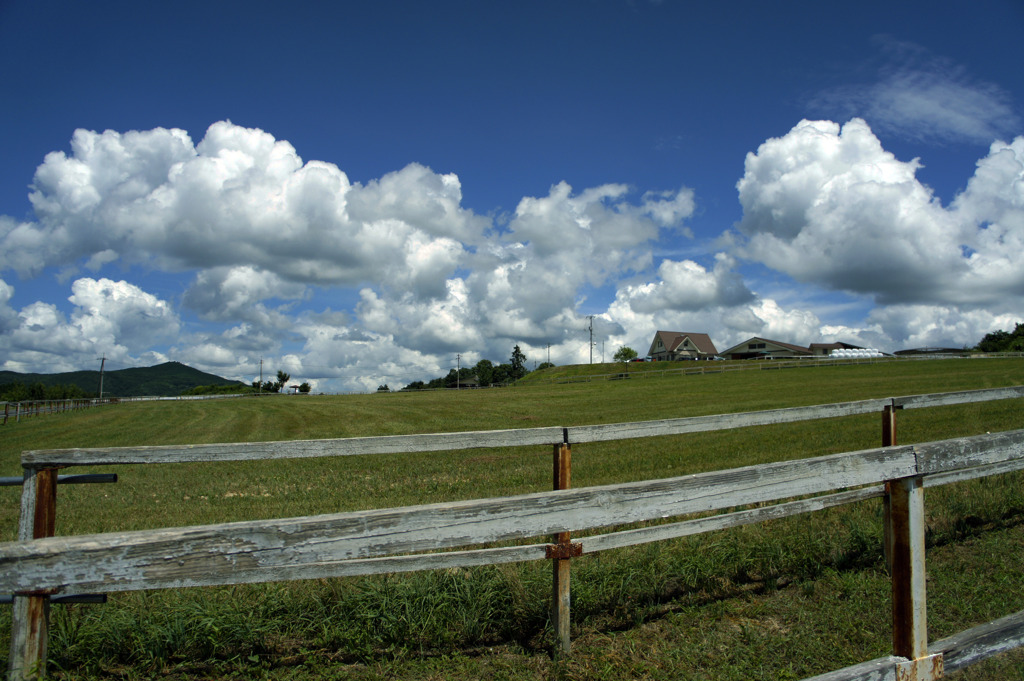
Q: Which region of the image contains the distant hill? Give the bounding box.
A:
[0,361,247,398]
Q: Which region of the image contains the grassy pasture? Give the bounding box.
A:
[1,358,1023,679]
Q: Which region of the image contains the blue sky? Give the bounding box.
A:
[1,1,1022,391]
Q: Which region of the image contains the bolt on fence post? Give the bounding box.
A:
[8,467,58,681]
[550,440,573,657]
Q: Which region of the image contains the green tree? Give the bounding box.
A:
[536,361,555,371]
[977,323,1024,352]
[298,382,311,393]
[0,382,29,402]
[275,370,291,391]
[28,382,46,400]
[510,344,527,380]
[490,363,512,385]
[474,359,495,387]
[613,346,639,362]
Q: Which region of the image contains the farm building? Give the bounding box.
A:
[647,331,719,361]
[719,337,812,360]
[809,342,864,356]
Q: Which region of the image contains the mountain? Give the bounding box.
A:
[0,361,247,398]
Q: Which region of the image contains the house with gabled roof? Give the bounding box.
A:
[647,331,719,361]
[719,337,812,360]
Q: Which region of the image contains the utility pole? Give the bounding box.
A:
[456,353,461,390]
[259,357,263,395]
[547,343,551,364]
[97,356,106,400]
[587,316,594,364]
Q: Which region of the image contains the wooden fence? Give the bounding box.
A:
[543,351,1024,386]
[1,399,117,426]
[1,393,258,426]
[3,386,1024,680]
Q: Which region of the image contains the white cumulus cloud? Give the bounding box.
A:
[4,117,1023,388]
[0,278,179,372]
[734,118,1024,306]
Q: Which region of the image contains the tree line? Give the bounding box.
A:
[976,323,1024,353]
[401,345,552,391]
[0,382,91,402]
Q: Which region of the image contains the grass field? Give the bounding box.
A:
[2,357,1023,679]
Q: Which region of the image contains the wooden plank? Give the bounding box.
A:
[21,426,566,468]
[16,470,39,543]
[799,655,902,681]
[581,486,885,553]
[142,543,550,582]
[567,399,890,444]
[923,456,1024,488]
[0,445,917,594]
[913,429,1024,475]
[9,468,57,681]
[894,385,1024,410]
[286,487,887,576]
[930,609,1024,674]
[7,596,50,681]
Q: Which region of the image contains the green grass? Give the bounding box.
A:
[2,358,1024,679]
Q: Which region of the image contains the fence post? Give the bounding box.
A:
[882,401,898,448]
[549,440,575,657]
[881,400,900,571]
[888,475,943,678]
[8,467,59,681]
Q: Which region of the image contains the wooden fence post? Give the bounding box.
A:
[549,441,575,656]
[8,467,59,681]
[882,401,898,448]
[888,475,943,678]
[882,401,899,571]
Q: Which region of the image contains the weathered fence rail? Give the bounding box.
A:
[3,385,1024,680]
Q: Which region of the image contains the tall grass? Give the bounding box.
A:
[1,358,1023,679]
